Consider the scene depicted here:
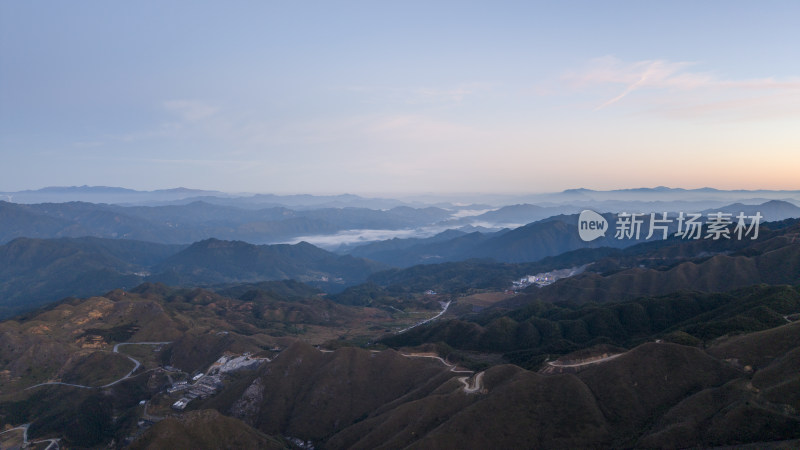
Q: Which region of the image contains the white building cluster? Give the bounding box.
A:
[207,352,268,375]
[171,352,268,411]
[511,264,589,291]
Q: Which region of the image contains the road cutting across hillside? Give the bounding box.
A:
[458,371,485,394]
[399,352,473,374]
[545,352,623,368]
[396,300,452,334]
[25,341,172,390]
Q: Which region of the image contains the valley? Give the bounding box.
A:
[1,188,799,448]
[6,0,800,446]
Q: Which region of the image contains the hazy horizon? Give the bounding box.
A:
[5,184,800,200]
[4,184,800,211]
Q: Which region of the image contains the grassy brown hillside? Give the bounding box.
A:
[59,351,134,386]
[1,282,798,448]
[0,283,444,446]
[335,344,736,449]
[2,218,798,448]
[576,342,738,447]
[381,284,800,369]
[377,368,611,449]
[637,322,800,447]
[0,280,442,396]
[508,242,799,307]
[707,320,800,369]
[0,291,184,392]
[130,409,285,450]
[223,341,457,441]
[499,222,800,308]
[209,326,799,449]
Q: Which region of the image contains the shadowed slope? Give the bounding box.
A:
[130,409,284,450]
[226,341,456,441]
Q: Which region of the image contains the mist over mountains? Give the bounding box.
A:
[0,200,454,245]
[6,0,800,445]
[2,186,799,249]
[2,186,800,448]
[4,185,800,208]
[1,186,799,318]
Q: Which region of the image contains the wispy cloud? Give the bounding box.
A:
[239,113,488,149]
[564,56,800,116]
[345,82,493,105]
[566,57,711,90]
[72,140,105,148]
[128,157,255,166]
[363,114,485,142]
[163,100,218,122]
[103,100,224,144]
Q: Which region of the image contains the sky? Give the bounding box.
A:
[2,1,799,195]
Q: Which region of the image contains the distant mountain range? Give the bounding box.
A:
[458,198,800,226]
[151,238,385,288]
[2,198,799,317]
[0,237,385,318]
[2,189,800,448]
[4,185,800,208]
[2,184,800,320]
[0,186,410,209]
[2,186,799,252]
[345,201,800,266]
[0,186,229,205]
[0,200,453,245]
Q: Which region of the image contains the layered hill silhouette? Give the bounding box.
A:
[0,237,184,318]
[0,237,386,318]
[1,186,412,209]
[150,238,386,289]
[347,214,638,266]
[704,199,800,222]
[3,189,800,448]
[2,214,797,319]
[344,200,800,267]
[0,200,452,245]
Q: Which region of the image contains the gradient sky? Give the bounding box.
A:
[2,1,799,195]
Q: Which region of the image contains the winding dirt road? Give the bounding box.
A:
[399,352,473,374]
[458,371,485,394]
[545,352,623,368]
[25,341,171,391]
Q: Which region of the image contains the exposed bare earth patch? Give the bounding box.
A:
[458,292,516,308]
